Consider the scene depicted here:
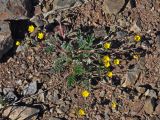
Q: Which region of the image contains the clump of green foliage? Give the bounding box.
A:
[50,30,97,87]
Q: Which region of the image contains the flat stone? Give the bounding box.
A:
[2,106,39,120]
[103,0,126,14]
[144,98,156,115]
[0,0,33,20]
[43,0,86,13]
[122,65,141,87]
[0,21,13,59]
[23,81,37,95]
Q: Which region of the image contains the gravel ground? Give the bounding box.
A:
[0,0,160,120]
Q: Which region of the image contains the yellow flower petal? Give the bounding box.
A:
[104,61,110,68]
[38,32,44,39]
[28,25,35,33]
[102,55,110,63]
[78,109,86,116]
[114,59,120,65]
[107,71,113,78]
[111,101,117,109]
[81,90,90,98]
[134,35,141,42]
[16,41,21,46]
[104,42,111,49]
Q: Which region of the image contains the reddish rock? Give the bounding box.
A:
[0,0,33,20]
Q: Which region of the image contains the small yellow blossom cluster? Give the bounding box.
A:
[102,55,120,78]
[28,25,35,33]
[28,25,45,40]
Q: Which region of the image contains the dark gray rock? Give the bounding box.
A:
[0,0,33,20]
[3,87,17,102]
[103,0,126,14]
[0,21,13,59]
[116,30,128,38]
[5,91,17,102]
[23,81,37,95]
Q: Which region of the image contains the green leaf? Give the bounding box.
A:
[52,54,68,73]
[73,64,85,75]
[61,41,73,52]
[45,45,54,53]
[67,74,75,87]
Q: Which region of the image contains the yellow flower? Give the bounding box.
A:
[104,42,111,49]
[111,101,117,109]
[81,90,90,98]
[102,55,110,63]
[104,61,110,68]
[16,41,21,46]
[37,32,44,39]
[114,59,120,65]
[78,109,86,116]
[107,71,113,78]
[134,35,142,42]
[28,25,35,33]
[133,54,140,60]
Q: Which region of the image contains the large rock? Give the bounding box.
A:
[103,0,126,14]
[0,21,13,59]
[2,106,40,120]
[0,0,33,20]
